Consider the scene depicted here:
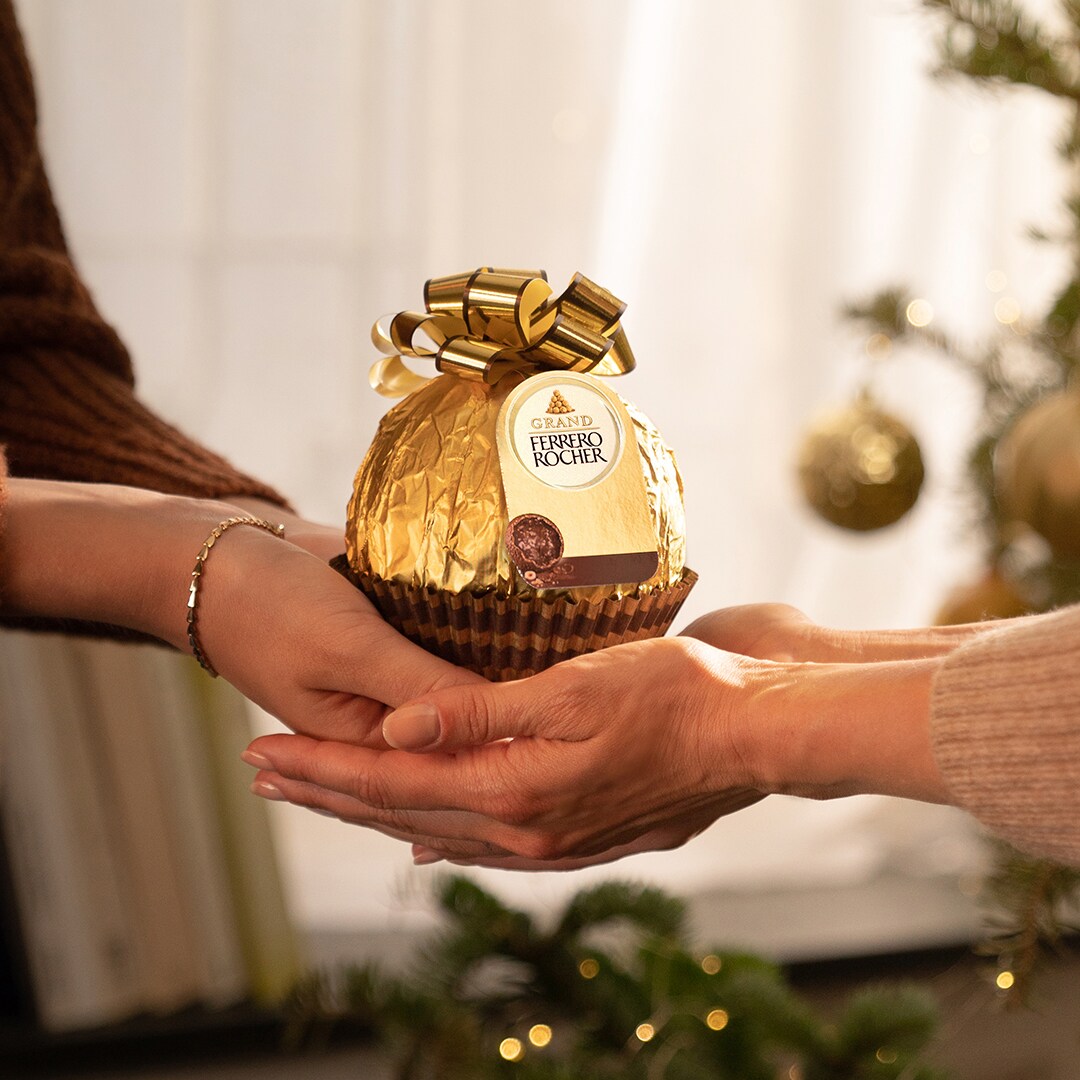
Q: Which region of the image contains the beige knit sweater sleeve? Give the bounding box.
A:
[931,603,1080,865]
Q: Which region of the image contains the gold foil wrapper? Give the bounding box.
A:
[345,373,686,599]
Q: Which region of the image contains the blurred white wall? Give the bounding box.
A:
[15,0,1072,941]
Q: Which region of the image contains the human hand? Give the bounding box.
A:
[245,635,766,870]
[228,495,346,563]
[684,603,991,664]
[682,603,821,662]
[193,523,485,744]
[1,479,482,745]
[246,597,957,867]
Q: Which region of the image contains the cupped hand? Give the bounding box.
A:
[0,480,480,748]
[682,603,822,662]
[244,635,766,869]
[684,603,991,663]
[193,524,484,745]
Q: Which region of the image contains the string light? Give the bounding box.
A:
[499,1037,525,1062]
[528,1024,552,1048]
[994,296,1021,325]
[865,332,892,359]
[876,1047,899,1064]
[635,1022,656,1042]
[905,298,934,327]
[787,1066,804,1080]
[705,1008,729,1031]
[701,954,722,975]
[578,958,600,979]
[996,970,1016,990]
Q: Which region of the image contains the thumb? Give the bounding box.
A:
[680,603,811,661]
[381,671,582,752]
[335,602,487,710]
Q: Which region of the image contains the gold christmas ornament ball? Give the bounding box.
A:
[933,569,1030,626]
[797,399,925,531]
[995,388,1080,560]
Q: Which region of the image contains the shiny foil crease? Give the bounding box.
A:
[346,373,686,600]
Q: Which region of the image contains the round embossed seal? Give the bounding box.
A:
[505,514,564,573]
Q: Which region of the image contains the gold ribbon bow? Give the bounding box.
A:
[370,268,636,398]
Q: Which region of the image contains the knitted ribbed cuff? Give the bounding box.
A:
[0,352,291,508]
[931,606,1080,865]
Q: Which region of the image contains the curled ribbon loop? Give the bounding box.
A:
[369,268,636,397]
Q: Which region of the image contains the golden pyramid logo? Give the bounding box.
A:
[546,390,574,415]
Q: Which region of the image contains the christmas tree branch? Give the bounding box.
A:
[922,0,1080,99]
[977,842,1080,1007]
[284,875,949,1079]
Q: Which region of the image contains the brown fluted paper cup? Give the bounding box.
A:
[331,555,697,682]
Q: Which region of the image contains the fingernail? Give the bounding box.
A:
[241,749,273,769]
[251,780,285,801]
[413,849,444,866]
[383,703,441,750]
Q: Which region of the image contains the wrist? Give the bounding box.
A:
[812,623,993,663]
[741,656,952,805]
[230,495,345,562]
[185,515,287,674]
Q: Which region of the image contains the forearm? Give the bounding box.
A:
[795,622,993,663]
[0,477,235,646]
[736,655,950,805]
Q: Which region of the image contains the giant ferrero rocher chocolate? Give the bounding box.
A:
[346,373,686,598]
[336,268,696,681]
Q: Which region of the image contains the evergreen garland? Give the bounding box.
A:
[286,876,949,1080]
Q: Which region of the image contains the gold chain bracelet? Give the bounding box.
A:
[187,515,286,677]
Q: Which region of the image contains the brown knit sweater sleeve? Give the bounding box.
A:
[0,446,7,604]
[0,0,286,505]
[931,604,1080,865]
